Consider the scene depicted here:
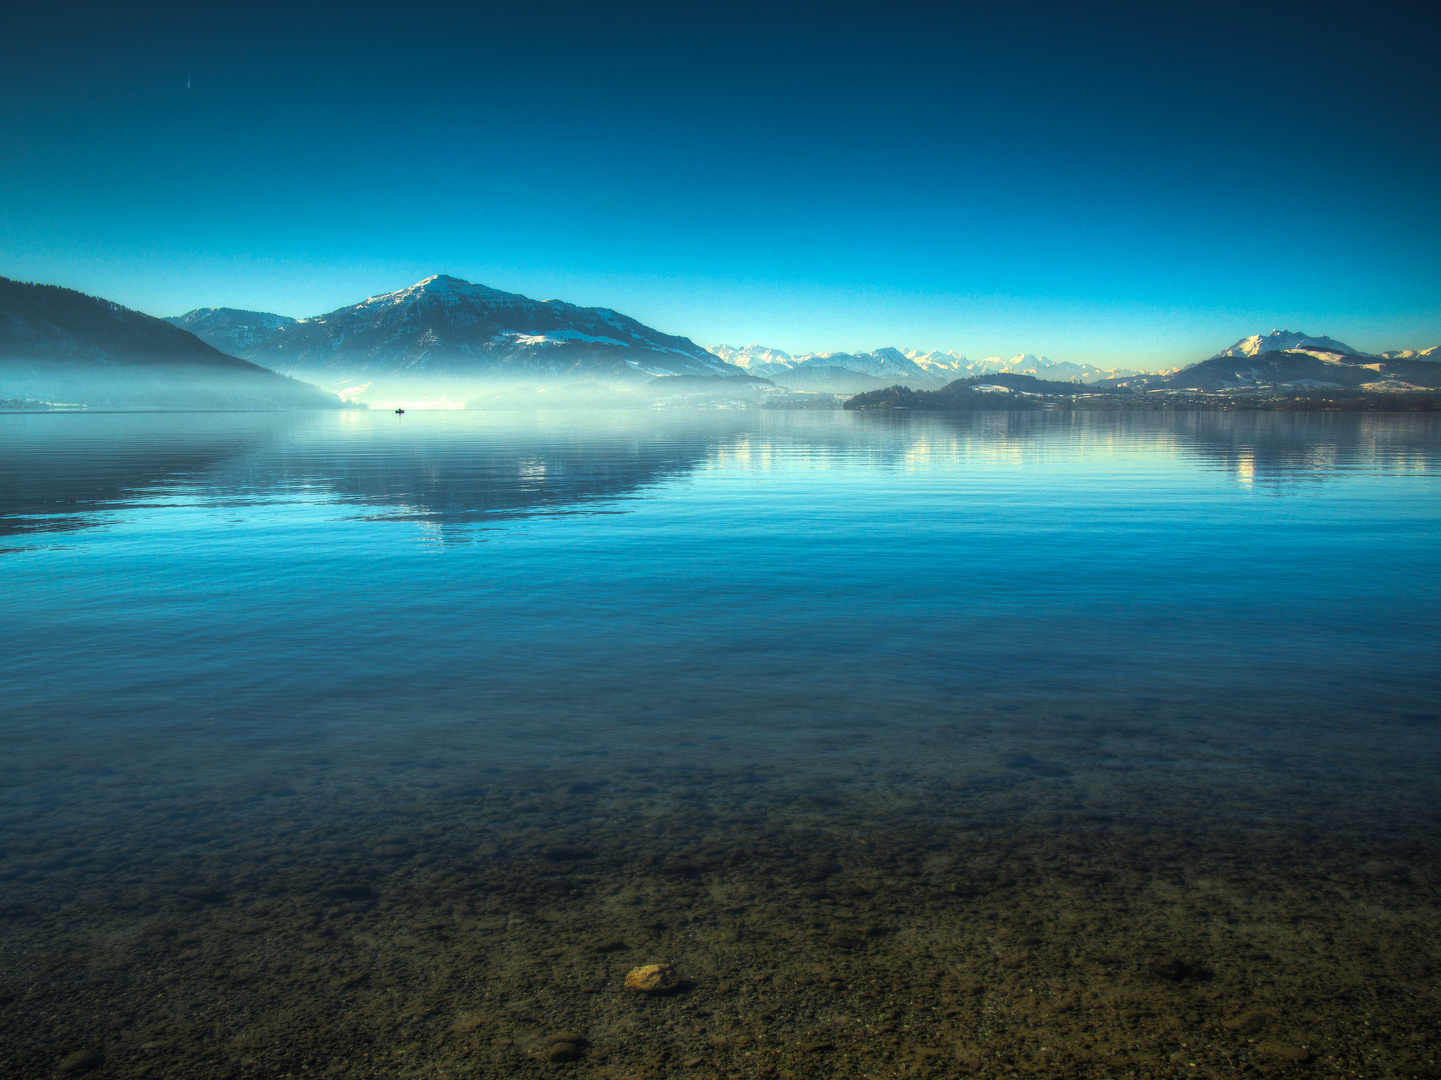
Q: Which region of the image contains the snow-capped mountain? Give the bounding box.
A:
[710,344,938,380]
[797,347,938,382]
[1212,331,1440,364]
[915,352,1143,383]
[171,276,739,389]
[1149,329,1441,393]
[1213,330,1362,359]
[707,344,947,392]
[711,342,1142,389]
[708,343,799,370]
[907,350,971,376]
[166,308,298,356]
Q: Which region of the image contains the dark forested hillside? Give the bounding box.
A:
[0,278,341,409]
[845,373,1119,410]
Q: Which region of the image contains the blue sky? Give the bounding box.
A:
[2,1,1437,366]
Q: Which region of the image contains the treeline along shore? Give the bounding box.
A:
[844,374,1441,413]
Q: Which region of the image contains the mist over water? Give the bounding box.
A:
[2,409,1439,1079]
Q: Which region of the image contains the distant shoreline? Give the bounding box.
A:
[844,386,1441,413]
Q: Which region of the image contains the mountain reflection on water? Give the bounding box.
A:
[1,408,1439,1080]
[0,411,723,538]
[3,410,1436,542]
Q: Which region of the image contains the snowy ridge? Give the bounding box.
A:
[1213,329,1362,359]
[709,343,798,369]
[708,344,1143,387]
[1378,346,1440,361]
[800,347,935,380]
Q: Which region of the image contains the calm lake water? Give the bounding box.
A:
[2,409,1439,1080]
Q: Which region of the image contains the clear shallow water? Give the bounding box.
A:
[1,409,1439,1080]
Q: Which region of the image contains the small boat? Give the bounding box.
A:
[395,408,405,415]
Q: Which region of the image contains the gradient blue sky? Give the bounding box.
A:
[2,0,1437,366]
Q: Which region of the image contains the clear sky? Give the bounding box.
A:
[2,0,1437,366]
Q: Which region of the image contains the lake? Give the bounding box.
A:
[2,408,1438,1079]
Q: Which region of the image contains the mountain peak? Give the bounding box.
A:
[707,343,796,368]
[326,276,521,318]
[869,347,909,363]
[1215,329,1362,359]
[412,274,482,293]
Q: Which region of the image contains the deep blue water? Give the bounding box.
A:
[3,409,1440,806]
[3,410,1438,793]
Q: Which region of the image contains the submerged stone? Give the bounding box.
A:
[546,1041,582,1062]
[57,1049,104,1073]
[624,963,680,992]
[1224,1010,1272,1035]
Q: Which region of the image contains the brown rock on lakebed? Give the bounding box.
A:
[546,1042,583,1062]
[57,1049,105,1074]
[799,1041,836,1053]
[624,963,680,992]
[544,1032,588,1062]
[1255,1040,1314,1064]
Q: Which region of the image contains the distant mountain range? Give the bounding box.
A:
[849,328,1441,407]
[728,327,1439,399]
[0,277,341,410]
[709,343,1144,392]
[169,276,738,401]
